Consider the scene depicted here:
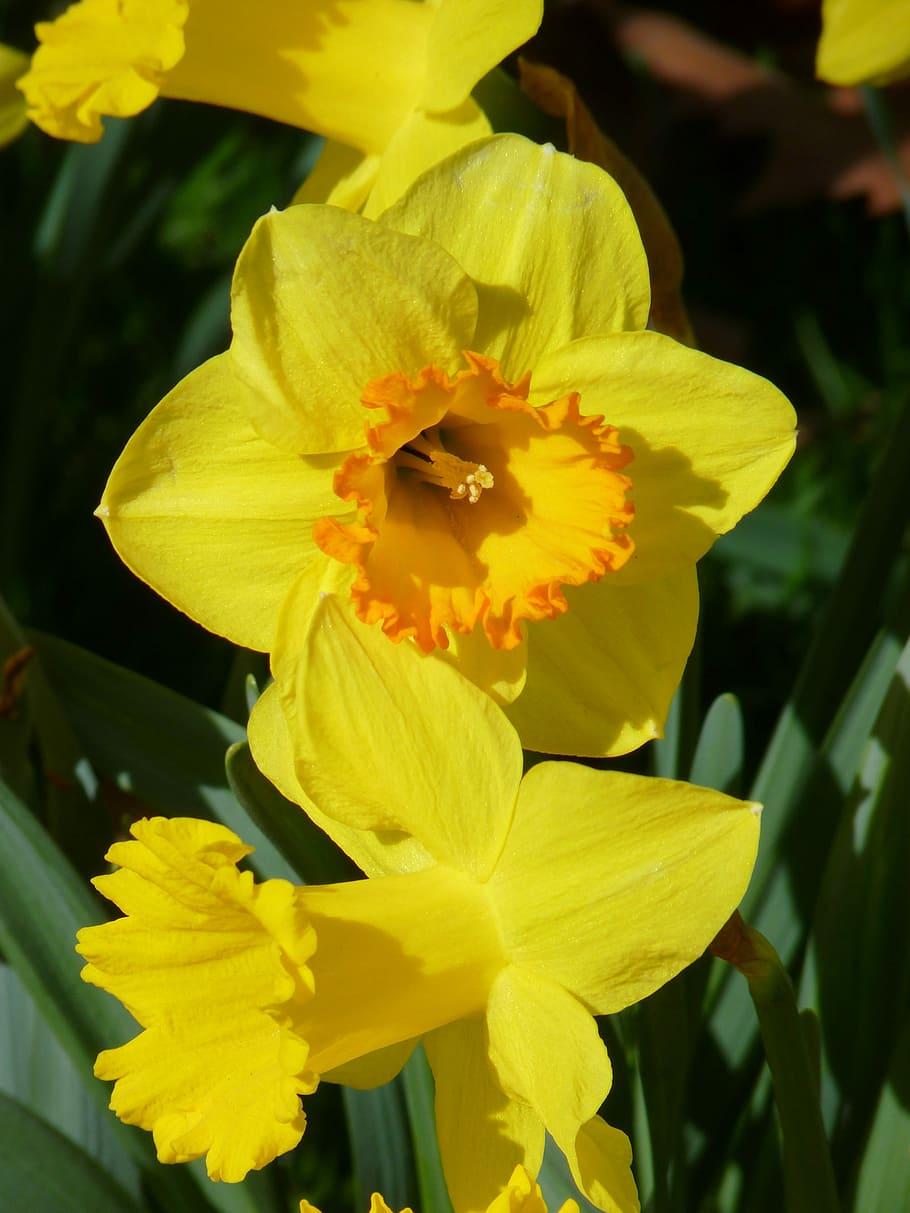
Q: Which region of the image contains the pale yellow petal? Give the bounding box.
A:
[0,45,29,147]
[530,332,796,583]
[363,99,492,219]
[506,568,698,757]
[294,139,380,211]
[423,0,543,112]
[324,1038,417,1089]
[381,134,650,381]
[485,966,637,1213]
[230,204,478,454]
[77,817,315,1183]
[19,0,187,142]
[164,0,431,151]
[440,627,528,707]
[97,353,345,652]
[489,763,760,1014]
[301,867,504,1073]
[272,586,522,879]
[817,0,910,85]
[248,679,436,879]
[425,1019,545,1213]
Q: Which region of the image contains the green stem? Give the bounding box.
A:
[861,86,910,237]
[714,916,840,1213]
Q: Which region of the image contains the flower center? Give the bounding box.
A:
[313,352,635,653]
[395,426,495,504]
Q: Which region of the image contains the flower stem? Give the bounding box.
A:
[861,85,910,238]
[712,914,840,1213]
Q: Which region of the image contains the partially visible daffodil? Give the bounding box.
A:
[79,596,761,1211]
[98,135,795,756]
[17,0,541,209]
[299,1165,577,1213]
[817,0,910,86]
[0,44,29,147]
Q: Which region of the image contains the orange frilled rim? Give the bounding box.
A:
[313,352,635,653]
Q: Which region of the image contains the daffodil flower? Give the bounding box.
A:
[300,1165,577,1213]
[99,135,795,756]
[0,44,29,148]
[17,0,541,210]
[817,0,910,86]
[79,596,761,1211]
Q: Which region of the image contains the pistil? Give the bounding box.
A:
[396,429,494,503]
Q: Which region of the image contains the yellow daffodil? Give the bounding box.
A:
[0,44,29,148]
[17,0,541,210]
[817,0,910,86]
[79,596,761,1211]
[299,1165,577,1213]
[98,135,795,756]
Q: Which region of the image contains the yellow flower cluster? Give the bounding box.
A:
[14,4,805,1212]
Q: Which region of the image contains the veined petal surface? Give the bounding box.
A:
[485,967,637,1213]
[380,135,651,380]
[425,1018,545,1213]
[363,99,492,220]
[230,204,478,454]
[504,567,698,757]
[272,587,522,879]
[248,676,436,879]
[77,817,315,1182]
[97,353,344,652]
[489,763,760,1014]
[530,331,797,583]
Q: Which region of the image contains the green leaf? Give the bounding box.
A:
[225,741,353,885]
[0,966,139,1198]
[538,1135,597,1213]
[851,1017,910,1213]
[32,632,289,880]
[689,693,744,795]
[0,774,134,1084]
[401,1046,453,1213]
[0,1091,144,1213]
[343,1080,417,1211]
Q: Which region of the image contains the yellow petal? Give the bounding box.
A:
[294,139,380,211]
[77,817,316,1182]
[488,1167,572,1213]
[0,44,29,147]
[381,134,650,381]
[19,0,187,143]
[272,587,522,880]
[530,331,796,583]
[817,0,910,85]
[485,966,637,1213]
[230,204,478,455]
[505,567,698,758]
[363,98,492,219]
[97,353,344,652]
[489,763,760,1014]
[301,866,504,1073]
[425,1019,545,1213]
[572,1119,640,1213]
[248,678,436,879]
[324,1038,417,1090]
[164,0,431,152]
[441,627,528,707]
[422,0,542,113]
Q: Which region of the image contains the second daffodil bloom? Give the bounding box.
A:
[17,0,541,210]
[300,1166,578,1213]
[817,0,910,86]
[98,135,796,756]
[78,597,761,1212]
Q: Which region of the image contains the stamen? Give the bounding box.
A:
[396,430,494,504]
